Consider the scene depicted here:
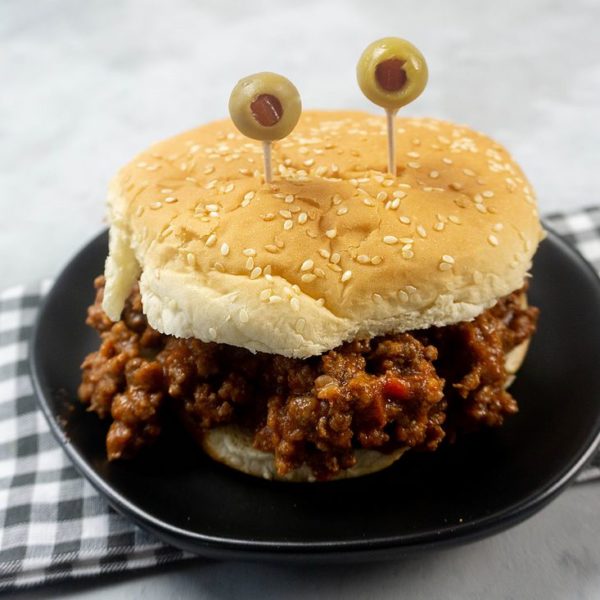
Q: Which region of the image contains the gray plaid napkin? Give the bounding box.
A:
[1,209,600,591]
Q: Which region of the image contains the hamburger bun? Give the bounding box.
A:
[102,111,544,358]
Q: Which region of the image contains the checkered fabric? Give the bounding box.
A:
[1,210,600,590]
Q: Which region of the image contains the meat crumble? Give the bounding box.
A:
[79,276,538,479]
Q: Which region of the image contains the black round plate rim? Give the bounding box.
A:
[29,224,600,558]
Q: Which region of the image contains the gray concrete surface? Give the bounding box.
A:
[2,0,600,598]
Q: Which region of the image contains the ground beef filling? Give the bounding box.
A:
[79,277,538,479]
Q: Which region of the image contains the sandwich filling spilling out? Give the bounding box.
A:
[79,276,538,480]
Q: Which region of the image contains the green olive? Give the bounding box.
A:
[357,37,428,111]
[228,72,302,142]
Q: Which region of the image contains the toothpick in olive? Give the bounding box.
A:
[229,72,302,183]
[357,37,428,175]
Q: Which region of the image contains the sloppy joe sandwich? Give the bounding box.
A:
[79,110,543,481]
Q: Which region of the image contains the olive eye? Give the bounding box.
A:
[357,37,428,111]
[228,72,302,142]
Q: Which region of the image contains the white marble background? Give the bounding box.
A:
[2,0,600,598]
[2,0,600,287]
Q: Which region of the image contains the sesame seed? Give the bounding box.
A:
[442,254,455,264]
[407,151,420,158]
[399,291,409,302]
[371,256,383,265]
[390,198,401,209]
[429,170,440,179]
[325,229,337,239]
[187,253,196,266]
[285,194,295,203]
[417,225,427,238]
[402,250,415,259]
[448,215,461,224]
[493,223,504,232]
[327,263,342,273]
[376,191,388,202]
[300,259,314,272]
[488,235,499,246]
[264,264,272,275]
[250,267,262,279]
[405,285,416,294]
[336,207,348,216]
[442,157,453,165]
[279,209,292,219]
[224,183,235,193]
[363,198,375,207]
[330,253,341,264]
[372,293,383,304]
[399,216,411,224]
[261,213,275,221]
[463,168,475,176]
[284,220,293,231]
[303,158,315,167]
[315,166,327,176]
[434,222,445,231]
[295,318,306,333]
[206,204,219,212]
[275,238,285,248]
[483,190,495,198]
[160,188,173,193]
[269,295,282,303]
[205,179,218,190]
[383,236,398,245]
[393,191,407,199]
[205,233,217,247]
[135,206,144,217]
[301,273,317,283]
[319,249,331,259]
[243,248,256,257]
[475,204,487,214]
[332,194,343,205]
[244,191,255,202]
[450,182,463,191]
[150,201,162,209]
[214,262,224,272]
[291,297,300,312]
[439,261,453,271]
[220,243,230,256]
[259,289,271,301]
[341,270,352,283]
[164,196,177,204]
[357,255,370,264]
[207,327,218,340]
[239,308,249,323]
[298,212,308,224]
[204,165,215,175]
[408,161,421,169]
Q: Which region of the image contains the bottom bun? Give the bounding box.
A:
[202,337,531,482]
[201,425,408,482]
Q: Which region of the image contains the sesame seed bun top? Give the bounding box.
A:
[102,110,543,358]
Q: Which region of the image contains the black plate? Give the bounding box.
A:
[30,227,600,561]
